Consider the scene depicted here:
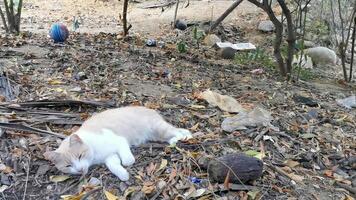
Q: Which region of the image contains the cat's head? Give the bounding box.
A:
[44,134,93,175]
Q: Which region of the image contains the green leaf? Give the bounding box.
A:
[245,150,264,160]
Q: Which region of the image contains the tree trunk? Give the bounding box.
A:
[15,0,23,32]
[122,0,129,36]
[277,0,295,78]
[173,0,179,28]
[0,6,9,32]
[248,0,287,77]
[209,0,244,33]
[3,0,14,32]
[349,16,355,81]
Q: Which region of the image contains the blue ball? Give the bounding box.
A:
[50,23,69,43]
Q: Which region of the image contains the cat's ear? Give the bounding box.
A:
[69,134,83,147]
[44,151,61,162]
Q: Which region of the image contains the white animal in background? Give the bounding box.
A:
[304,47,338,66]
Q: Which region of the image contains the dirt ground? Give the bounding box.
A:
[0,0,355,200]
[21,0,262,34]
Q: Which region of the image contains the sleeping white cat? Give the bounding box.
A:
[44,106,192,181]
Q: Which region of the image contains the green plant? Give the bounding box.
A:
[192,26,205,48]
[234,48,275,69]
[293,66,315,80]
[177,41,187,53]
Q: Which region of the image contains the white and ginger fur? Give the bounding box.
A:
[44,106,192,181]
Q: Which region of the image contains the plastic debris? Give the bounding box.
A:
[216,42,256,51]
[146,39,157,47]
[221,107,273,132]
[188,176,202,184]
[336,96,356,109]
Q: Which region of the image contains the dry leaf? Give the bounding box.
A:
[223,170,231,189]
[324,170,334,178]
[0,164,12,174]
[50,175,71,183]
[146,162,157,175]
[157,159,168,172]
[104,190,119,200]
[288,173,304,182]
[344,195,355,200]
[48,79,64,85]
[201,89,245,113]
[141,182,155,194]
[190,123,199,131]
[190,104,206,109]
[168,168,177,182]
[247,190,260,200]
[60,192,85,200]
[284,160,300,168]
[124,187,138,198]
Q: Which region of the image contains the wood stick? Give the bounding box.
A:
[1,99,115,108]
[209,0,244,32]
[0,122,65,138]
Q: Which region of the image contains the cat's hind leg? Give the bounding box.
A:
[167,128,193,145]
[153,120,192,145]
[105,154,130,181]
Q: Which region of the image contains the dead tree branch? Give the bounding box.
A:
[209,0,244,32]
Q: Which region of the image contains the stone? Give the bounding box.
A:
[0,117,8,137]
[304,47,337,66]
[88,177,101,186]
[35,164,50,176]
[1,173,11,185]
[130,191,145,200]
[75,71,87,80]
[119,182,128,192]
[175,19,187,31]
[203,34,221,47]
[207,153,263,184]
[218,47,237,59]
[293,95,318,107]
[258,20,275,32]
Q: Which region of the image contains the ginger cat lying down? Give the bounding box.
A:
[44,106,192,181]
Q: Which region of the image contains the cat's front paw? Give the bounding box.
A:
[117,169,130,181]
[121,154,135,167]
[168,128,192,145]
